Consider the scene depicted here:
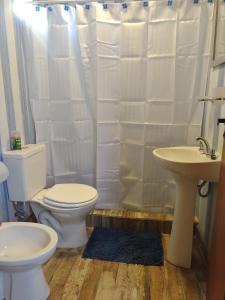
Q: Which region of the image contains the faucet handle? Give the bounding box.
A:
[211,149,217,160]
[217,118,225,125]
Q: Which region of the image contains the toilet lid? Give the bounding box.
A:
[44,184,98,206]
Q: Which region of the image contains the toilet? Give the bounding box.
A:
[31,183,98,248]
[3,144,98,248]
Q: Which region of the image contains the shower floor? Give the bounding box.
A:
[44,211,206,300]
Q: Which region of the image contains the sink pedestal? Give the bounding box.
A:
[167,173,197,268]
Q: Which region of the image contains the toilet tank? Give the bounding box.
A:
[3,144,46,202]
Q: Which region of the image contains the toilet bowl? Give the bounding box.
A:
[0,222,58,300]
[31,183,98,248]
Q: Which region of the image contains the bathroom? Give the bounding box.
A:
[0,0,224,299]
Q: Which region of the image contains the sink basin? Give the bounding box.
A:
[153,146,221,268]
[153,146,221,182]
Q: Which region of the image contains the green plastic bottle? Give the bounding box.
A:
[10,131,22,150]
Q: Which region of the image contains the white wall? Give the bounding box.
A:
[0,0,24,221]
[2,0,24,143]
[197,63,225,250]
[0,55,10,221]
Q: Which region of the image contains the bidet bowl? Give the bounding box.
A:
[0,222,58,272]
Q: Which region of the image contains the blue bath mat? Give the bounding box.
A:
[83,227,163,266]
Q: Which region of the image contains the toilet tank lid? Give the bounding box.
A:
[45,184,98,204]
[3,144,45,160]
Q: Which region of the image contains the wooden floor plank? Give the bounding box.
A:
[46,249,79,300]
[94,261,119,300]
[179,269,204,300]
[78,259,104,300]
[61,256,91,300]
[148,266,169,300]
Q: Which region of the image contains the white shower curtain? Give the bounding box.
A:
[15,4,97,188]
[14,0,214,211]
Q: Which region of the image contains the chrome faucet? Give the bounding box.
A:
[196,137,217,160]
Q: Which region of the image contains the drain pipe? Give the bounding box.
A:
[13,202,30,221]
[197,181,211,198]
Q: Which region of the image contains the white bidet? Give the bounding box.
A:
[0,222,58,300]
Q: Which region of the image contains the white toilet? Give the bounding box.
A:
[3,144,98,248]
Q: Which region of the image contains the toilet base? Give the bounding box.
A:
[0,266,49,300]
[56,218,89,248]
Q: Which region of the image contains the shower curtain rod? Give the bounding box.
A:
[25,0,133,4]
[23,0,213,6]
[24,0,166,5]
[25,0,86,5]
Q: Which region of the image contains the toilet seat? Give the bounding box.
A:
[43,197,97,209]
[43,183,98,209]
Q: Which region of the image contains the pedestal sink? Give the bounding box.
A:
[153,147,221,268]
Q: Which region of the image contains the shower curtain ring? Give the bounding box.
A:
[85,4,91,10]
[143,1,148,7]
[64,4,69,11]
[122,3,128,9]
[35,5,40,11]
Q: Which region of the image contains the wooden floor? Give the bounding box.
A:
[44,230,206,300]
